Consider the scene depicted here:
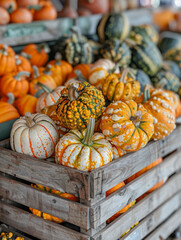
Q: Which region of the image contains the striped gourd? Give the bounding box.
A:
[165,48,181,69]
[159,34,181,54]
[162,61,181,79]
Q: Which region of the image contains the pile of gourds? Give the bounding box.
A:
[0,0,57,25]
[1,10,181,233]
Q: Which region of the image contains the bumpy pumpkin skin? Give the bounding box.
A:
[10,113,59,159]
[56,82,105,130]
[102,70,140,102]
[100,100,154,153]
[0,232,24,240]
[55,120,113,171]
[136,88,176,140]
[0,44,16,75]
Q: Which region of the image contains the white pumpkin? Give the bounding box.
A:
[10,112,59,159]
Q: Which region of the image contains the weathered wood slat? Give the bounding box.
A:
[121,192,181,240]
[144,208,181,240]
[0,138,10,148]
[91,150,181,228]
[0,175,90,230]
[0,147,90,200]
[0,201,90,240]
[92,172,181,240]
[90,126,181,199]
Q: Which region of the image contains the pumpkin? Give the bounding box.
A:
[48,59,73,83]
[106,181,125,197]
[10,8,33,23]
[36,84,65,113]
[100,100,154,153]
[102,68,140,102]
[100,40,131,68]
[159,34,181,54]
[151,70,180,94]
[0,92,15,104]
[41,104,69,137]
[112,145,127,159]
[0,101,20,123]
[10,112,59,159]
[97,12,130,43]
[0,44,16,75]
[78,0,109,14]
[59,5,78,18]
[21,43,50,67]
[14,94,37,115]
[166,91,181,118]
[153,9,175,31]
[0,7,10,25]
[165,48,181,69]
[0,232,24,240]
[43,64,63,87]
[67,64,90,81]
[136,87,176,140]
[0,71,29,98]
[33,2,57,21]
[29,183,78,223]
[56,82,105,130]
[15,55,32,74]
[29,66,56,96]
[17,0,38,7]
[162,61,181,80]
[55,118,113,171]
[88,59,119,90]
[0,0,17,11]
[129,39,163,77]
[78,8,91,16]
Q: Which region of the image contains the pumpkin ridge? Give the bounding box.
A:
[121,127,137,149]
[38,124,56,146]
[29,130,36,158]
[37,131,48,158]
[93,147,105,166]
[66,145,78,168]
[73,145,84,169]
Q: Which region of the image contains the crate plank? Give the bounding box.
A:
[91,150,181,228]
[0,201,90,240]
[145,208,181,240]
[90,126,181,199]
[0,174,90,230]
[0,147,90,200]
[92,172,181,240]
[121,192,181,240]
[0,138,10,148]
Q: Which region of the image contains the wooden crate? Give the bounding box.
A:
[0,125,181,240]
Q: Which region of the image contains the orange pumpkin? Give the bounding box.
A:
[10,8,33,23]
[44,64,63,87]
[0,7,10,25]
[29,66,56,96]
[17,0,38,7]
[100,100,154,154]
[0,44,16,75]
[14,94,37,115]
[0,0,17,11]
[106,181,125,197]
[0,71,29,98]
[33,2,57,21]
[0,101,20,123]
[15,55,32,74]
[166,90,181,118]
[0,92,15,104]
[22,43,49,67]
[59,5,78,18]
[67,63,90,80]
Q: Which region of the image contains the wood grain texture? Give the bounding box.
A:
[0,201,90,240]
[92,172,181,240]
[91,150,181,228]
[0,147,90,200]
[90,126,181,199]
[0,175,90,230]
[121,193,181,240]
[144,208,181,240]
[0,138,10,148]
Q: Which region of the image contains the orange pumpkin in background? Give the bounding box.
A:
[33,1,57,21]
[15,55,32,74]
[17,0,38,7]
[0,101,20,123]
[14,94,37,115]
[78,0,109,14]
[67,63,90,80]
[10,8,33,23]
[22,43,49,67]
[43,64,63,87]
[0,0,17,11]
[0,44,16,75]
[0,7,10,25]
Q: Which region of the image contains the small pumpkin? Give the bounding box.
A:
[100,100,154,153]
[0,232,24,240]
[162,61,181,80]
[0,0,17,11]
[166,91,181,118]
[88,59,119,90]
[0,101,20,123]
[0,71,29,98]
[10,112,59,159]
[159,34,181,54]
[165,48,181,69]
[0,7,10,25]
[43,64,63,87]
[78,0,109,14]
[56,82,105,130]
[10,8,33,23]
[15,55,32,74]
[0,44,16,75]
[14,94,37,116]
[33,2,57,21]
[100,40,131,68]
[21,43,50,67]
[102,68,140,102]
[55,118,113,171]
[67,64,90,81]
[17,0,38,7]
[136,86,176,140]
[36,84,65,112]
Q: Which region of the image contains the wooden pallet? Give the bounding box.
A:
[0,125,181,240]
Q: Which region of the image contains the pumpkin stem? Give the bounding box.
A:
[68,83,79,101]
[27,4,42,10]
[74,70,87,82]
[7,4,14,14]
[25,112,35,128]
[36,82,52,93]
[124,38,137,48]
[143,85,152,103]
[130,110,143,128]
[14,71,30,81]
[6,93,15,105]
[108,63,119,74]
[71,26,82,42]
[38,43,50,54]
[0,45,8,55]
[82,118,95,146]
[21,52,31,60]
[112,0,120,13]
[119,68,129,83]
[55,52,62,62]
[15,55,22,65]
[44,65,52,75]
[33,66,40,78]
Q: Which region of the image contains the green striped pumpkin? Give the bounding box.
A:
[97,12,130,43]
[159,35,181,54]
[162,61,181,80]
[100,40,131,67]
[151,70,180,94]
[165,48,181,69]
[130,40,163,77]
